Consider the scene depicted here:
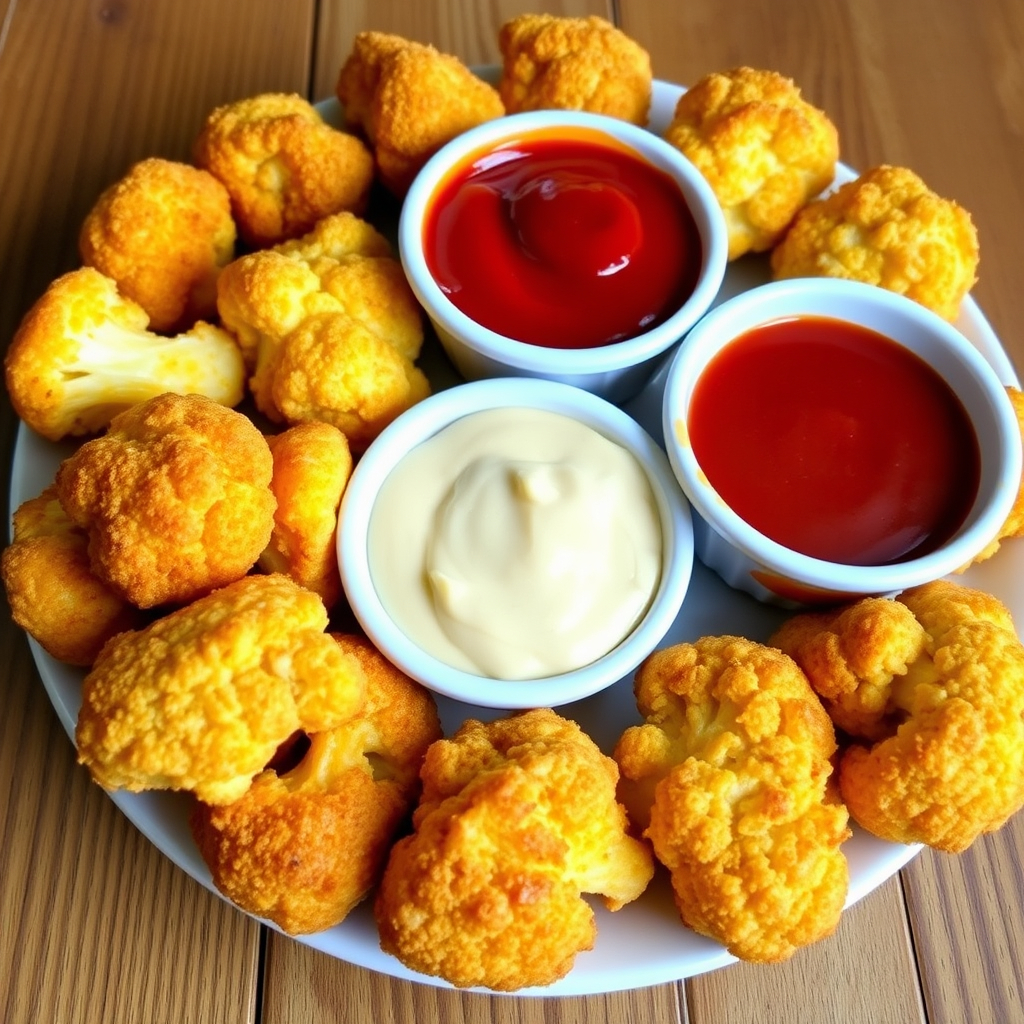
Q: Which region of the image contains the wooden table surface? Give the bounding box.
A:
[2,1,1023,1022]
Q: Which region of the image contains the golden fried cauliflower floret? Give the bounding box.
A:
[216,213,427,448]
[4,268,245,442]
[336,31,504,196]
[1,485,146,665]
[614,637,850,963]
[258,422,352,609]
[76,575,365,805]
[498,14,652,125]
[962,386,1024,567]
[193,92,374,248]
[190,633,441,934]
[55,393,276,608]
[265,311,429,451]
[770,164,979,321]
[771,579,1024,853]
[79,157,236,332]
[375,708,654,991]
[664,67,839,260]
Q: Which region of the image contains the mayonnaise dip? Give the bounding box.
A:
[367,406,662,680]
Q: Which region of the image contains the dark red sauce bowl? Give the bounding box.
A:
[399,111,729,404]
[661,278,1022,606]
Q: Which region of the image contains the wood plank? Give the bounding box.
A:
[903,834,1024,1024]
[0,1,317,1022]
[262,939,684,1024]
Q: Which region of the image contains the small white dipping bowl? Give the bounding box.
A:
[661,278,1022,607]
[338,377,694,709]
[399,110,729,405]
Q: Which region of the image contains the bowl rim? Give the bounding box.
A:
[338,377,695,709]
[398,109,729,375]
[661,277,1023,594]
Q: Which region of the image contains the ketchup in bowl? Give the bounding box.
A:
[423,129,703,350]
[688,315,981,566]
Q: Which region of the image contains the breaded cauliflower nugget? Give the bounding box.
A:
[190,633,441,934]
[55,393,276,609]
[664,67,839,260]
[217,212,428,449]
[194,92,374,248]
[76,574,366,805]
[79,157,236,332]
[375,708,654,991]
[772,579,1024,853]
[266,311,430,452]
[258,422,352,609]
[961,386,1024,567]
[498,14,652,125]
[770,164,979,321]
[4,267,245,442]
[1,485,146,665]
[614,637,850,963]
[336,31,505,196]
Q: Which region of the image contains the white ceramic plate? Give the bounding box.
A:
[9,77,1022,997]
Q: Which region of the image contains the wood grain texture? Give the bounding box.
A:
[262,939,684,1024]
[903,835,1024,1024]
[0,1,313,1022]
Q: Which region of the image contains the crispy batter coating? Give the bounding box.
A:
[4,267,245,442]
[336,31,504,196]
[770,164,979,321]
[217,213,427,449]
[1,486,146,665]
[771,579,1024,853]
[497,14,652,125]
[193,93,374,247]
[375,708,654,991]
[258,422,352,609]
[664,67,839,260]
[75,574,366,805]
[55,393,276,609]
[961,386,1024,567]
[79,157,236,332]
[190,633,441,934]
[266,311,430,452]
[614,637,850,963]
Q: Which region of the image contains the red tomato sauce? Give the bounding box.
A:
[688,316,981,565]
[424,130,703,349]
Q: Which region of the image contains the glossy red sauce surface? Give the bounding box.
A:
[424,130,703,349]
[688,316,981,565]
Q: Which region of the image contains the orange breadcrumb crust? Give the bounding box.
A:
[614,636,850,963]
[772,579,1024,852]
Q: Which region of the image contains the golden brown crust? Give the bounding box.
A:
[79,158,236,331]
[374,708,653,990]
[259,421,353,609]
[497,14,652,125]
[614,636,850,963]
[190,633,440,934]
[55,392,276,608]
[194,93,374,247]
[75,575,366,806]
[772,579,1024,852]
[1,486,146,665]
[664,67,839,259]
[770,164,979,321]
[336,32,504,196]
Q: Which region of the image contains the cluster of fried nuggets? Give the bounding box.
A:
[4,13,1024,993]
